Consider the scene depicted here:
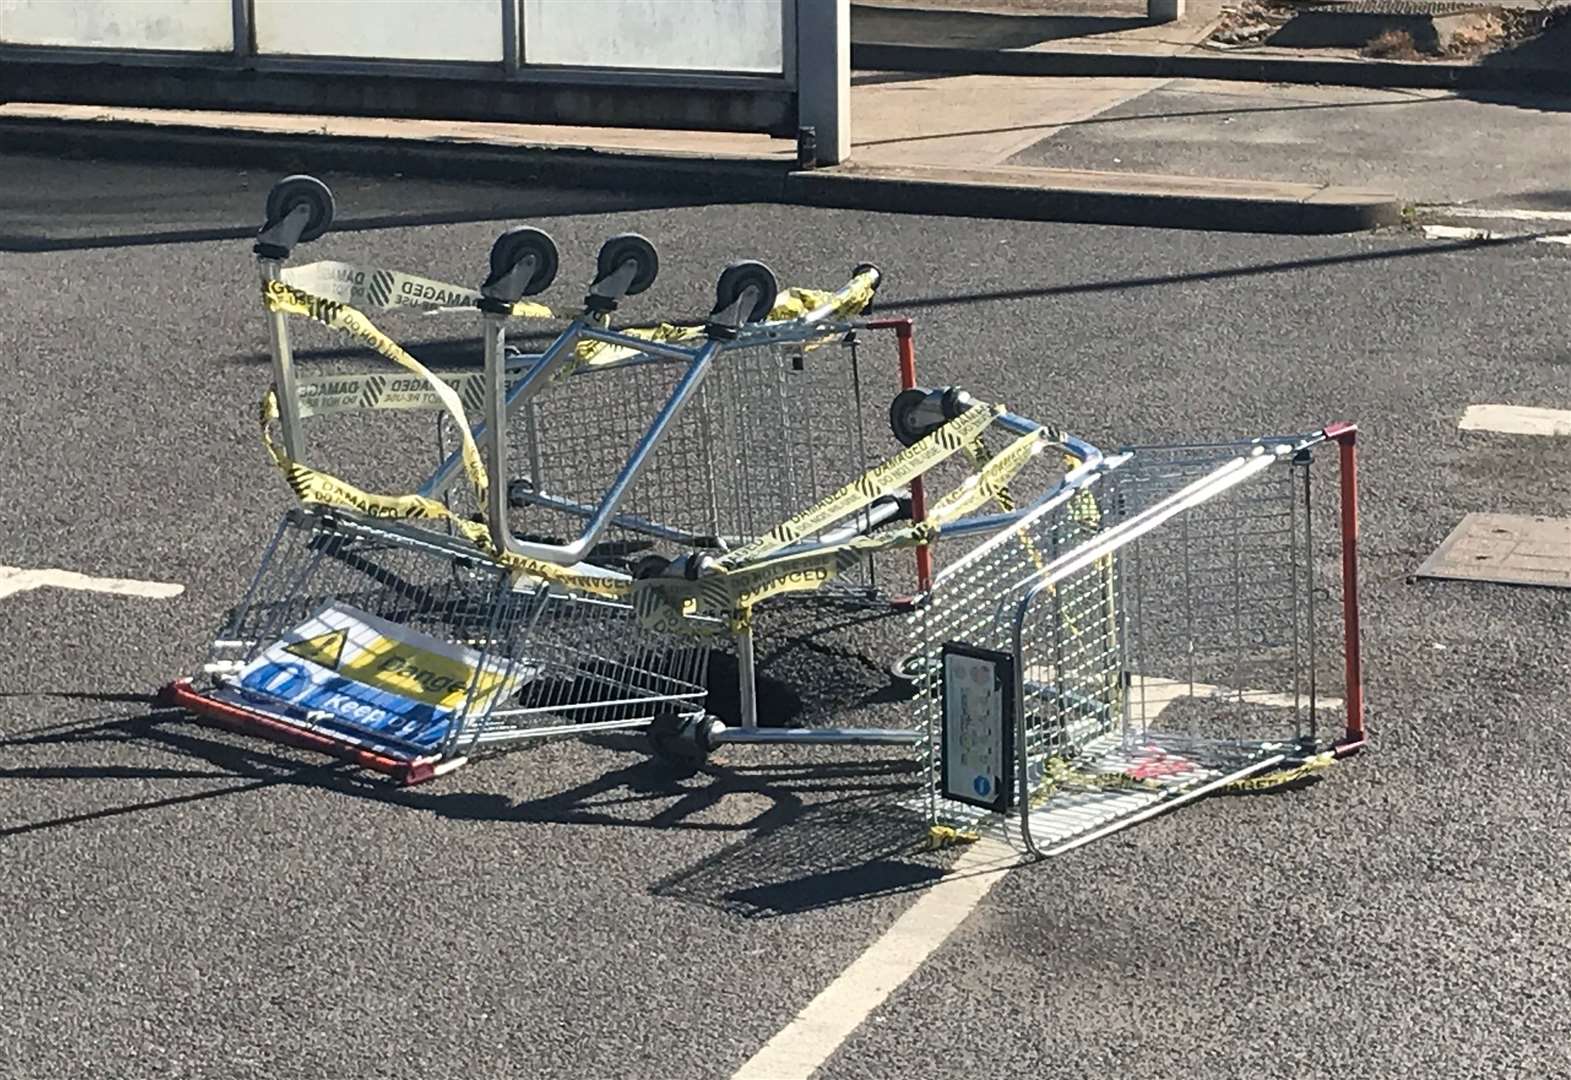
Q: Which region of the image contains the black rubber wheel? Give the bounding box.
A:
[647,711,717,766]
[632,554,673,580]
[489,226,559,296]
[714,260,779,324]
[595,233,659,296]
[264,175,335,243]
[890,652,940,697]
[851,262,883,287]
[888,387,933,447]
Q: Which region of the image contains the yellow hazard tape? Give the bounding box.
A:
[918,428,1048,535]
[263,278,491,502]
[280,258,554,318]
[1218,752,1334,793]
[255,271,1050,636]
[719,402,1003,569]
[294,368,500,419]
[260,390,632,600]
[1028,755,1160,809]
[778,276,876,321]
[632,426,1047,636]
[570,321,706,370]
[566,270,879,370]
[923,824,980,850]
[276,268,878,420]
[1021,750,1335,812]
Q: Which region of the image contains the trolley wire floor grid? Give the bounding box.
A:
[924,733,1292,858]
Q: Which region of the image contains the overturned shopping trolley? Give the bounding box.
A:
[161,174,1367,832]
[161,174,977,781]
[909,424,1368,856]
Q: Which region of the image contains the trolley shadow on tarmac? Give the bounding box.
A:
[0,175,716,254]
[0,672,945,918]
[647,797,951,919]
[877,231,1546,314]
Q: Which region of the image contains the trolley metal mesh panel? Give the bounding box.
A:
[707,339,875,556]
[1113,440,1339,760]
[499,335,891,587]
[505,351,723,560]
[202,509,710,764]
[912,482,1121,819]
[914,431,1359,856]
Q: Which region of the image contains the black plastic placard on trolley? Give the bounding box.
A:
[939,641,1015,813]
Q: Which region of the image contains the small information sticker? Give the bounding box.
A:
[940,642,1015,812]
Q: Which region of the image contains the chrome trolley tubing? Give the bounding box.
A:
[415,307,875,501]
[1005,431,1330,858]
[416,273,881,567]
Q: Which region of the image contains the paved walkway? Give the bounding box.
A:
[0,70,1171,172]
[852,0,1227,53]
[2,2,1566,225]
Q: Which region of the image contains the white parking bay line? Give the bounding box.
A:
[1430,206,1571,225]
[731,670,1334,1080]
[1420,224,1571,247]
[732,838,1019,1080]
[0,566,185,601]
[1458,405,1571,438]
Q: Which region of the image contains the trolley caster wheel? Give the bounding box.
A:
[889,386,976,447]
[890,653,940,697]
[595,233,660,296]
[888,388,932,448]
[489,226,560,296]
[648,711,721,766]
[264,174,335,243]
[632,554,673,580]
[714,260,780,325]
[850,262,883,290]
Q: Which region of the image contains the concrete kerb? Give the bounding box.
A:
[0,117,791,201]
[0,116,1401,236]
[851,42,1570,93]
[789,164,1402,234]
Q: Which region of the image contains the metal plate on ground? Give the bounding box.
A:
[1458,405,1571,438]
[1415,513,1571,589]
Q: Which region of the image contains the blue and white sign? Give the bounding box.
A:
[221,604,529,757]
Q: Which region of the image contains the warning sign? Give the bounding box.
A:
[230,604,529,753]
[284,627,347,670]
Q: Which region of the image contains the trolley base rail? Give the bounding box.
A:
[159,677,460,785]
[917,740,1292,853]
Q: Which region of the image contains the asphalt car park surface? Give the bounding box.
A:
[2,153,1568,1079]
